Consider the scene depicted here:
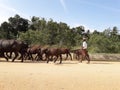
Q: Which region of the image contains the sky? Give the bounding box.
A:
[0,0,120,32]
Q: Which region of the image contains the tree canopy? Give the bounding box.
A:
[0,14,120,53]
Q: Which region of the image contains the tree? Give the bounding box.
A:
[103,28,111,37]
[8,14,29,38]
[29,16,46,31]
[75,26,85,35]
[112,26,118,36]
[0,22,13,39]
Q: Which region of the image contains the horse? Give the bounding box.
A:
[72,49,90,64]
[71,49,81,60]
[59,48,72,60]
[26,45,41,61]
[44,48,62,64]
[0,39,28,62]
[35,47,48,61]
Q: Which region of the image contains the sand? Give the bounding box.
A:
[0,60,120,90]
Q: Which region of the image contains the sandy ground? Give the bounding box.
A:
[0,59,120,90]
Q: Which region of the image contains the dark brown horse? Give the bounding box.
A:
[72,49,90,64]
[59,48,72,60]
[0,39,28,62]
[44,48,62,64]
[35,47,48,61]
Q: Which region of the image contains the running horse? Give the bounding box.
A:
[44,48,62,64]
[26,45,41,61]
[0,39,28,62]
[59,48,72,60]
[44,48,72,64]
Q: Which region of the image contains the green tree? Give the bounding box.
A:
[8,14,29,38]
[0,22,13,39]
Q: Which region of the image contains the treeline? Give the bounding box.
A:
[0,14,120,53]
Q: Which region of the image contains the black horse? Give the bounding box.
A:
[0,39,28,62]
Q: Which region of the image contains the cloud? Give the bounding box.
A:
[59,0,68,12]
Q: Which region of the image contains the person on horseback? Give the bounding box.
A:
[81,37,90,63]
[82,37,87,50]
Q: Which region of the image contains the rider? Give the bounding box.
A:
[81,37,90,63]
[82,37,87,50]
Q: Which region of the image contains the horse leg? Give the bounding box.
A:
[23,52,28,61]
[40,54,43,61]
[18,55,22,60]
[35,54,38,61]
[24,53,28,60]
[77,54,80,60]
[65,54,68,60]
[19,52,24,62]
[59,54,62,64]
[75,54,78,60]
[54,56,58,63]
[46,55,50,63]
[3,52,9,61]
[85,54,90,64]
[50,56,54,61]
[30,54,34,61]
[80,53,86,63]
[27,53,31,60]
[6,52,12,59]
[68,53,72,60]
[43,54,47,61]
[79,49,86,63]
[12,52,18,62]
[79,55,83,63]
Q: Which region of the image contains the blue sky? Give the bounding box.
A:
[0,0,120,32]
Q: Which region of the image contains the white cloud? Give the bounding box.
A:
[59,0,68,12]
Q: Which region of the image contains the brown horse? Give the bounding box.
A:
[44,48,62,64]
[72,49,90,64]
[59,48,72,60]
[71,49,82,60]
[26,45,41,61]
[35,47,48,61]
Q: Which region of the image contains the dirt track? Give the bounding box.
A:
[0,59,120,90]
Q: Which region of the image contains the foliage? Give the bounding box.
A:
[0,14,29,39]
[0,14,120,53]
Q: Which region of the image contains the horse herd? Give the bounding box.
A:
[0,39,90,64]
